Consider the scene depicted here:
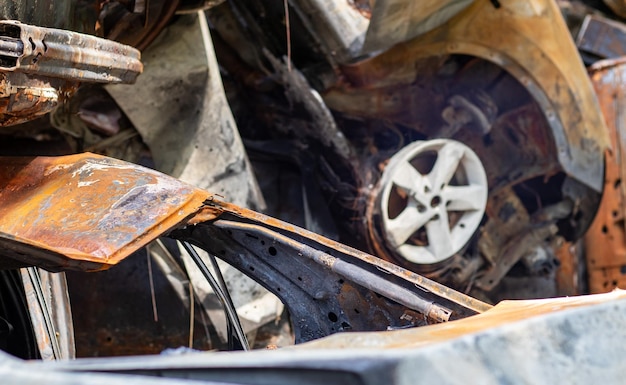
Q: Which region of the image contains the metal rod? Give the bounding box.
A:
[181,241,249,351]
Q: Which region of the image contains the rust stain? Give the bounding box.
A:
[585,60,626,293]
[0,153,210,271]
[554,241,580,296]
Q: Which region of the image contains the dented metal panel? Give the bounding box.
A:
[0,153,210,271]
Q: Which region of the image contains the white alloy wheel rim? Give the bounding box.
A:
[379,139,488,265]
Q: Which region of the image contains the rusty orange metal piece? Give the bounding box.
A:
[585,59,626,293]
[0,153,210,271]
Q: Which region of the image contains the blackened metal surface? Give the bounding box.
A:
[175,219,427,343]
[187,201,492,315]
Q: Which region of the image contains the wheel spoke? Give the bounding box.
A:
[426,212,454,258]
[442,185,487,211]
[428,142,464,192]
[386,205,432,246]
[391,161,427,196]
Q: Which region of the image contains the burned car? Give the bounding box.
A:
[198,0,609,301]
[0,0,625,382]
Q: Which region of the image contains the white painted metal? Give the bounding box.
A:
[379,139,487,264]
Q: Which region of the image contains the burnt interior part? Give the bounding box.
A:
[66,247,218,357]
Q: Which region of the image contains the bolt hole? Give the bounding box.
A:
[430,196,441,208]
[268,246,277,256]
[276,287,281,292]
[261,240,265,245]
[602,225,608,234]
[338,279,344,284]
[613,211,619,218]
[424,186,430,193]
[249,266,255,272]
[297,276,302,281]
[328,312,338,322]
[459,223,465,228]
[354,308,360,314]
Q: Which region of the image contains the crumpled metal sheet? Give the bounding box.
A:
[0,153,210,271]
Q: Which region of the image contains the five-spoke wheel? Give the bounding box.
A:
[379,139,488,265]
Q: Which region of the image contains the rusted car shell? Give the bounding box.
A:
[0,153,489,316]
[585,58,626,293]
[324,0,609,192]
[0,153,210,271]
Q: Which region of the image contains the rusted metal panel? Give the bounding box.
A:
[0,153,210,271]
[324,0,609,193]
[585,59,626,293]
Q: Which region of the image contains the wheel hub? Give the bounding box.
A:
[378,139,488,265]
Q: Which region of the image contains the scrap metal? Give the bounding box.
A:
[0,20,142,127]
[0,152,491,344]
[585,58,626,293]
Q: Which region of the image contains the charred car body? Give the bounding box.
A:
[0,1,625,383]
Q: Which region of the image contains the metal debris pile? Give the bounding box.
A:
[0,1,626,383]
